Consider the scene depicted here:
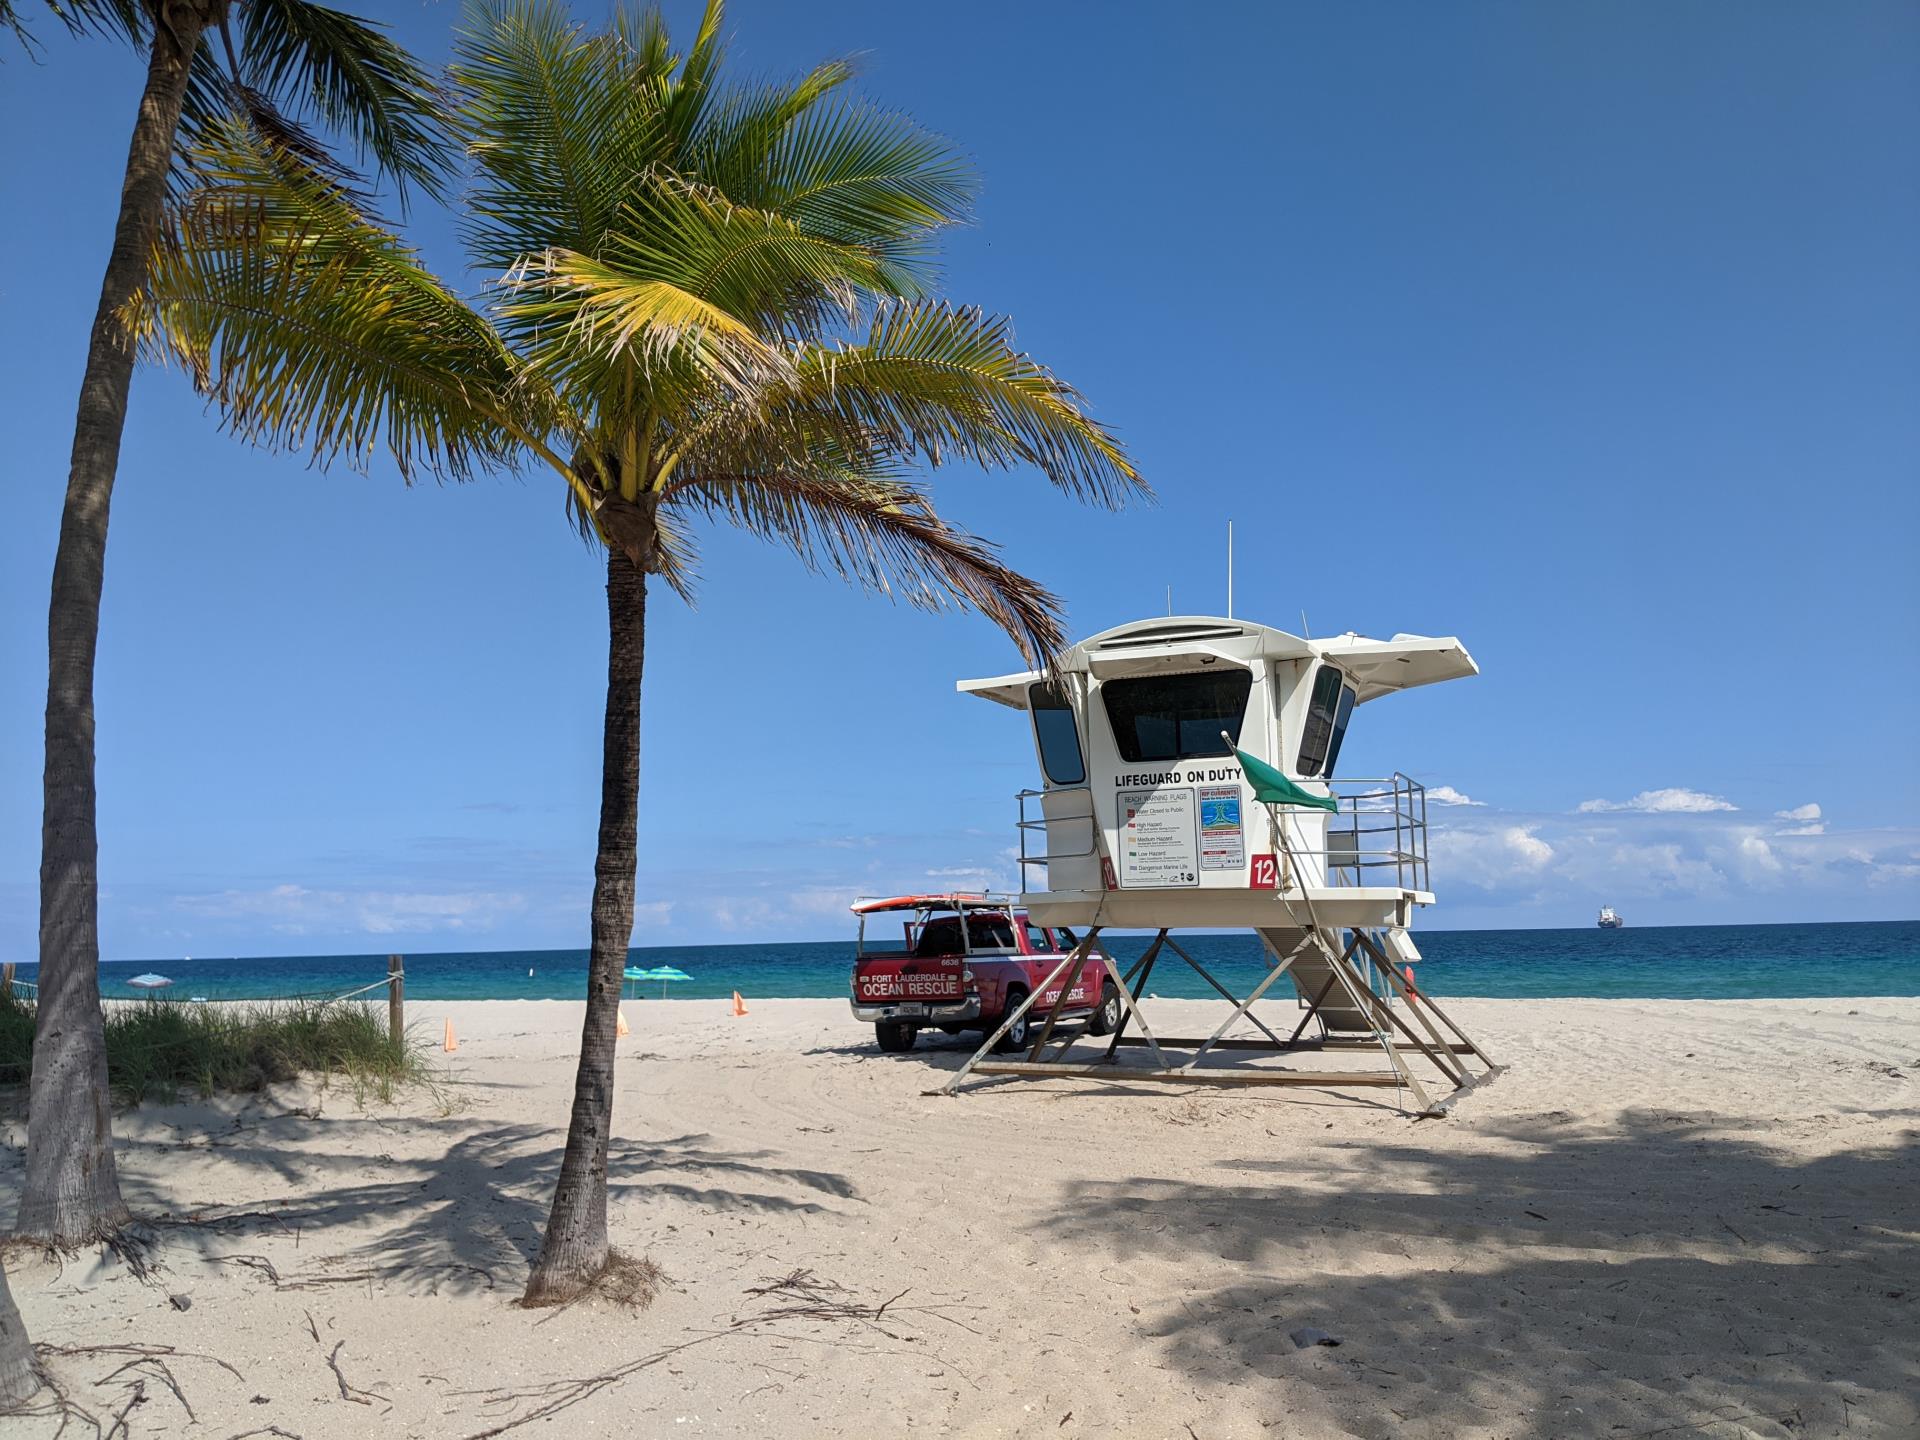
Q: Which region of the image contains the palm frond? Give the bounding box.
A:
[4,0,140,49]
[454,0,675,269]
[646,505,702,602]
[787,302,1145,507]
[178,37,369,198]
[687,58,855,202]
[497,243,791,407]
[757,102,973,260]
[603,180,916,333]
[138,122,546,482]
[237,0,449,202]
[655,0,725,155]
[665,467,1064,664]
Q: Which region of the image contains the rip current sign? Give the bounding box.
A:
[1116,786,1200,888]
[1197,785,1245,870]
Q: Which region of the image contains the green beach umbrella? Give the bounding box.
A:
[1229,742,1339,813]
[622,964,648,999]
[642,966,692,999]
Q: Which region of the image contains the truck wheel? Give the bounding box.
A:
[1086,982,1122,1037]
[875,1021,918,1053]
[992,989,1030,1053]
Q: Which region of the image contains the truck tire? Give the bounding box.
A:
[875,1021,918,1053]
[1086,982,1122,1037]
[992,989,1030,1053]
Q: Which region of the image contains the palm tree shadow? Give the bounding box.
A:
[72,1119,860,1299]
[1026,1110,1920,1435]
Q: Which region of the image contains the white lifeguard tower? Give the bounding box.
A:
[942,614,1500,1115]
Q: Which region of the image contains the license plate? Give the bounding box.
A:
[892,1003,927,1017]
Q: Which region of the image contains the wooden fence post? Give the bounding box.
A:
[1,962,12,999]
[388,955,404,1050]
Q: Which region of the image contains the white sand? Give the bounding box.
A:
[4,994,1917,1438]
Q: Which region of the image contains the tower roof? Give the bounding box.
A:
[959,615,1477,707]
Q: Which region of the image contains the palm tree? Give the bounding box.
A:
[4,1,445,1246]
[141,0,1145,1304]
[0,1256,34,1404]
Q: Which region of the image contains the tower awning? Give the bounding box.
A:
[1314,633,1479,703]
[956,671,1040,708]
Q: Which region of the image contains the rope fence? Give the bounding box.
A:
[0,956,408,1050]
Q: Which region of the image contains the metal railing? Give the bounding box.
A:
[1324,773,1429,892]
[1016,786,1097,885]
[1015,773,1431,893]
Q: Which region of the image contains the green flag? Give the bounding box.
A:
[1233,746,1339,812]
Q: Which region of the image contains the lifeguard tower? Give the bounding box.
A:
[942,615,1499,1116]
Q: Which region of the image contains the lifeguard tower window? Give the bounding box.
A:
[1103,669,1253,763]
[1028,683,1086,785]
[1297,665,1358,777]
[1324,683,1357,776]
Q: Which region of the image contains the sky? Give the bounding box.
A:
[2,0,1916,960]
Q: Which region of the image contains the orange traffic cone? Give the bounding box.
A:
[732,991,748,1017]
[617,1008,630,1037]
[443,1017,459,1052]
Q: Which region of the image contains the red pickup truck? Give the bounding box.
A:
[848,893,1121,1053]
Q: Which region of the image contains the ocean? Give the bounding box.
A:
[13,920,1917,1004]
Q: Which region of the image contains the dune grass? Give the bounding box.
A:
[0,990,430,1105]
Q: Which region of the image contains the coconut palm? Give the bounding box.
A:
[4,1,445,1246]
[141,0,1144,1304]
[0,1257,33,1404]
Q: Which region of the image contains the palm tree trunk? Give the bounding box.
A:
[21,8,214,1244]
[524,549,647,1305]
[0,1255,36,1405]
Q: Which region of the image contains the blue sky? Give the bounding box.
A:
[2,0,1915,959]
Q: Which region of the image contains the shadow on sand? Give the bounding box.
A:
[1023,1108,1919,1436]
[2,1115,862,1300]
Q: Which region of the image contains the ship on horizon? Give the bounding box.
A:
[1598,905,1624,929]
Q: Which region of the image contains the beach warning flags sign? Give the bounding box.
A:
[732,991,749,1016]
[616,1008,630,1036]
[443,1018,458,1053]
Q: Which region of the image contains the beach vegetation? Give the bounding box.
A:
[9,0,447,1252]
[0,992,429,1107]
[130,0,1145,1305]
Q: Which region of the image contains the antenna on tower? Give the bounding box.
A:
[1300,609,1311,638]
[1166,584,1173,616]
[1226,519,1235,619]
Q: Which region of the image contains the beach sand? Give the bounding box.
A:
[3,995,1917,1438]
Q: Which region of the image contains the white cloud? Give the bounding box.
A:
[1431,825,1555,891]
[174,884,526,935]
[1732,831,1783,880]
[1773,802,1825,836]
[1425,785,1485,807]
[1577,787,1738,814]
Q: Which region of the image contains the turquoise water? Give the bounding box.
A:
[16,920,1917,1002]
